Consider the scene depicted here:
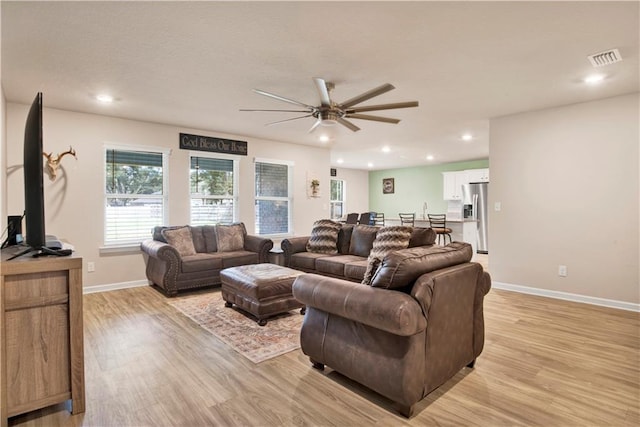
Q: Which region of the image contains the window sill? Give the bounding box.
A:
[99,244,142,255]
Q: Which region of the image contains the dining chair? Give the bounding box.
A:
[427,214,452,245]
[399,213,415,226]
[358,212,374,225]
[373,212,385,226]
[345,213,359,224]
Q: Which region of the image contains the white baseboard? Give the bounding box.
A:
[492,281,640,312]
[83,280,148,294]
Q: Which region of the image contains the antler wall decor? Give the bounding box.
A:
[43,146,77,180]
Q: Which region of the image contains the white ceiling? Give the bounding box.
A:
[2,1,638,170]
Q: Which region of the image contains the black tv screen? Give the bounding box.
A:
[23,92,46,250]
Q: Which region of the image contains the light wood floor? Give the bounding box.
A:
[9,281,639,426]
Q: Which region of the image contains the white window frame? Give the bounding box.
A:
[254,157,294,237]
[103,143,170,249]
[189,152,239,225]
[330,179,345,220]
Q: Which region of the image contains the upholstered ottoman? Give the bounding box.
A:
[220,263,306,326]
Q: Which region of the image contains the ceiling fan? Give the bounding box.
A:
[240,78,419,132]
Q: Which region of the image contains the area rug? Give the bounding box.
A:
[167,290,303,364]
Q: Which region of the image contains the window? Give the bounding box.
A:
[190,155,237,225]
[255,159,293,235]
[330,179,345,219]
[104,147,168,245]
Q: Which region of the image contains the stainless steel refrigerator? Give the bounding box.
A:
[462,182,489,254]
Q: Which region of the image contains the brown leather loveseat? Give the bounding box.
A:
[140,223,273,296]
[292,242,491,418]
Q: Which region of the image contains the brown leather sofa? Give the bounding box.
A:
[281,224,437,282]
[292,242,491,418]
[140,223,273,296]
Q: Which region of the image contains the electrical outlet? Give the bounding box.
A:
[558,265,567,277]
[87,262,95,273]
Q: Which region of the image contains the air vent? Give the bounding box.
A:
[588,49,622,67]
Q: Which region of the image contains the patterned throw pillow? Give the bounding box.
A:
[362,226,413,285]
[161,226,197,257]
[306,219,341,254]
[215,223,245,252]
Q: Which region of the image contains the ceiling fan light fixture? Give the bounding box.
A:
[320,110,340,125]
[243,78,418,133]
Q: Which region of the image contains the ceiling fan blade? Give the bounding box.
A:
[340,83,395,108]
[265,114,314,126]
[347,101,419,113]
[240,108,312,113]
[337,117,361,132]
[308,118,322,133]
[346,113,401,124]
[313,77,331,107]
[253,89,316,110]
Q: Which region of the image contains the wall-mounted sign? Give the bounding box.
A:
[179,133,248,156]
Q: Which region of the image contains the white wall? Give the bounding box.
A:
[490,93,639,304]
[334,167,369,215]
[5,103,332,288]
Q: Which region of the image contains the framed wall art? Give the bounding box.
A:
[382,178,394,194]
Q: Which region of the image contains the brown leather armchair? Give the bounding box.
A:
[292,242,491,417]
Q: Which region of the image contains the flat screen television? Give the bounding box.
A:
[23,92,46,250]
[7,93,70,259]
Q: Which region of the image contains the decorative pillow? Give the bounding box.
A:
[348,225,379,257]
[215,223,245,252]
[306,219,341,254]
[161,226,196,257]
[362,226,413,285]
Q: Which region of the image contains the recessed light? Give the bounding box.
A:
[584,74,605,84]
[367,162,374,168]
[96,94,114,103]
[337,158,344,164]
[461,133,473,141]
[426,155,434,161]
[382,146,390,153]
[319,135,330,143]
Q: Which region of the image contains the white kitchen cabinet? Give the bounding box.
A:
[442,171,467,200]
[466,168,489,183]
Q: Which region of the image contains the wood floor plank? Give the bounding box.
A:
[7,284,639,426]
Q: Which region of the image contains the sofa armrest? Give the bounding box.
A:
[244,234,274,263]
[140,239,181,295]
[411,263,491,358]
[281,236,310,267]
[141,239,179,259]
[292,274,426,336]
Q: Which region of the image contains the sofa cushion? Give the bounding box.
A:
[190,226,207,253]
[408,227,437,247]
[290,252,332,271]
[337,224,354,254]
[220,251,259,268]
[306,219,341,254]
[216,223,245,252]
[362,226,413,285]
[316,255,365,277]
[162,226,197,257]
[202,225,218,252]
[344,259,369,281]
[349,225,379,257]
[370,242,473,289]
[181,253,223,273]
